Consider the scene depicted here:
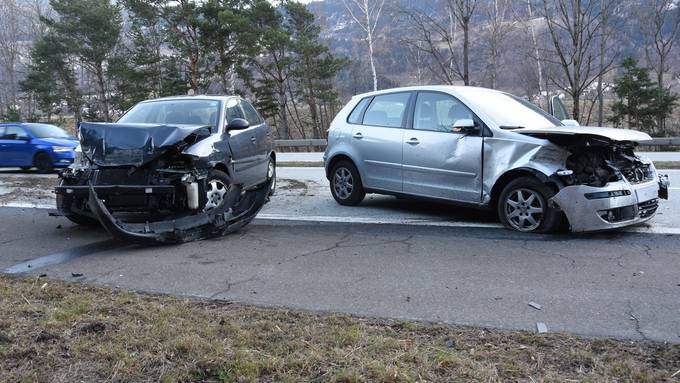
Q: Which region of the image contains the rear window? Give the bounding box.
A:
[347,97,371,124]
[362,93,410,128]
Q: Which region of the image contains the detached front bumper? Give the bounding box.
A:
[551,176,669,232]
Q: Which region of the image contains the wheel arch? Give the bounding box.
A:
[489,167,560,208]
[326,153,358,180]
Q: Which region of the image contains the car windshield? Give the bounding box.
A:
[118,99,221,128]
[24,123,71,138]
[459,88,562,129]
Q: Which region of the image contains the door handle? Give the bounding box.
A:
[250,136,256,143]
[352,132,363,139]
[406,138,420,145]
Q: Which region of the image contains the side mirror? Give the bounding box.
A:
[452,119,478,134]
[561,119,580,127]
[226,118,250,131]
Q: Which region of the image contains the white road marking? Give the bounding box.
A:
[4,202,680,235]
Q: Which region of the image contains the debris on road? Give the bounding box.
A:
[71,273,83,277]
[536,322,548,333]
[528,301,543,310]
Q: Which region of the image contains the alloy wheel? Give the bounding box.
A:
[333,167,354,200]
[504,188,544,232]
[205,179,229,211]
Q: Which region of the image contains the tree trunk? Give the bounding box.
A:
[657,58,665,131]
[95,63,109,122]
[365,0,378,91]
[277,81,289,139]
[463,18,470,85]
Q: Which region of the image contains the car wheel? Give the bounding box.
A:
[330,160,365,206]
[34,152,53,173]
[497,177,561,233]
[204,170,232,211]
[267,157,276,197]
[20,166,31,171]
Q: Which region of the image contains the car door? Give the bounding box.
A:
[240,100,269,184]
[0,126,9,166]
[402,91,483,202]
[225,98,258,187]
[1,125,33,167]
[350,92,412,192]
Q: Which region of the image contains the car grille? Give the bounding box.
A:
[638,199,658,219]
[95,169,151,185]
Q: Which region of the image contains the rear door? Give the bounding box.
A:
[225,98,258,186]
[402,91,483,202]
[240,100,269,184]
[0,126,8,166]
[351,92,412,192]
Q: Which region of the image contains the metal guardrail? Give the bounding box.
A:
[645,137,680,146]
[275,139,327,147]
[276,137,679,148]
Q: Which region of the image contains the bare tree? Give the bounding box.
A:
[482,0,512,88]
[641,0,680,131]
[342,0,385,91]
[398,5,464,85]
[451,0,478,85]
[541,0,616,122]
[525,0,546,108]
[0,0,24,110]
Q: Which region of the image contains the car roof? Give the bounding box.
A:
[350,85,503,99]
[140,95,240,103]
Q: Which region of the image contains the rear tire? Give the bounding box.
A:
[330,160,365,206]
[267,156,276,197]
[34,152,53,173]
[497,177,561,233]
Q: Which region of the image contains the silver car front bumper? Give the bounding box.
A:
[551,176,669,232]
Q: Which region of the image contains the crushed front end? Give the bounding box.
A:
[55,122,269,244]
[547,137,669,232]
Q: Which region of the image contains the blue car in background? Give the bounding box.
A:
[0,123,79,172]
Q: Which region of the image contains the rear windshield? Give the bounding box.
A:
[24,123,70,138]
[118,99,221,128]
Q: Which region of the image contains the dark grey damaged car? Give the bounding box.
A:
[55,96,276,244]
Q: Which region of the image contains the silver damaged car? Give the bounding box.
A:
[323,86,669,233]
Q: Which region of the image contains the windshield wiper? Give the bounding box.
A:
[499,125,525,130]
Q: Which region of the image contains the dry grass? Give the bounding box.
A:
[0,275,678,382]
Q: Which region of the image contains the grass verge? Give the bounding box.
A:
[1,275,678,382]
[652,161,680,170]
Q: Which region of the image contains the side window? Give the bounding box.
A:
[241,100,264,125]
[362,92,411,128]
[414,92,474,133]
[0,127,5,139]
[347,97,371,124]
[225,98,244,124]
[4,126,28,140]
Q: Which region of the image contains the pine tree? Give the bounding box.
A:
[284,1,348,139]
[609,58,677,135]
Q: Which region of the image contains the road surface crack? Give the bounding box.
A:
[210,276,257,299]
[625,301,649,341]
[521,240,576,269]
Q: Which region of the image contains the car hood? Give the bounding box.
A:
[515,126,652,143]
[33,137,79,147]
[79,122,211,166]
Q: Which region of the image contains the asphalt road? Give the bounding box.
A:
[1,167,679,343]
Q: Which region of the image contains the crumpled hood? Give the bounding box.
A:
[516,126,652,143]
[79,122,211,166]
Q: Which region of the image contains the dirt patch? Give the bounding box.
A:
[278,178,309,196]
[1,275,678,382]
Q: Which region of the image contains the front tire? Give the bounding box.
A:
[267,157,276,197]
[203,170,232,211]
[497,177,561,233]
[330,160,365,206]
[65,213,100,227]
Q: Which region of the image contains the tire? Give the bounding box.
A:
[497,176,561,233]
[330,160,365,206]
[34,152,53,173]
[65,214,100,227]
[267,156,276,197]
[20,166,31,171]
[203,169,232,211]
